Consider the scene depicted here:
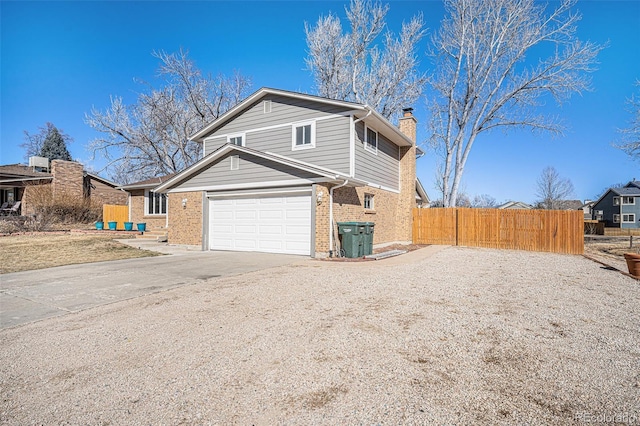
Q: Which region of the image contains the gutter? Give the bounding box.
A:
[329,179,349,257]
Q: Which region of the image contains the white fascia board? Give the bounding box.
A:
[190,87,367,142]
[416,177,430,203]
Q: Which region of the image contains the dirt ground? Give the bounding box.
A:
[1,247,638,425]
[584,236,640,272]
[0,233,161,273]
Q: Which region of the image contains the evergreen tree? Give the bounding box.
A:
[39,125,72,161]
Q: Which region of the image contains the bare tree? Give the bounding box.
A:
[428,0,603,207]
[471,194,498,208]
[86,49,251,184]
[305,0,427,120]
[535,166,574,210]
[22,122,73,161]
[616,81,640,162]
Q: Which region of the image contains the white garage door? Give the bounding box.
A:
[209,192,312,255]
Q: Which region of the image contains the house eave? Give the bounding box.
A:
[154,144,367,193]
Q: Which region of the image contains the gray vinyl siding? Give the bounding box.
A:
[354,122,399,190]
[172,152,318,191]
[203,95,352,173]
[620,199,640,229]
[593,190,620,227]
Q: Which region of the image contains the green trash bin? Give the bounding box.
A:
[362,222,375,256]
[337,222,365,258]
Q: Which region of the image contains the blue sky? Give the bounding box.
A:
[1,0,638,204]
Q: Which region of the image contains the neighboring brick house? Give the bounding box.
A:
[592,180,640,229]
[0,160,126,215]
[144,88,427,257]
[117,174,176,233]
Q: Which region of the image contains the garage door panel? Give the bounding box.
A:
[286,210,311,219]
[235,225,257,234]
[209,192,311,255]
[211,211,234,221]
[235,210,257,220]
[259,225,283,234]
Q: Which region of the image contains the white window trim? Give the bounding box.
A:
[291,121,316,151]
[364,125,378,154]
[613,196,620,206]
[622,213,636,223]
[144,189,167,216]
[622,196,635,205]
[364,193,374,210]
[613,214,620,223]
[227,133,245,147]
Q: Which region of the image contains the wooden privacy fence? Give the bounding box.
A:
[103,204,129,230]
[413,208,584,254]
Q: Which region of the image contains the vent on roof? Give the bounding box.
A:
[28,156,49,171]
[230,155,239,170]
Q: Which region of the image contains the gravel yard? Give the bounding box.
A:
[1,246,639,425]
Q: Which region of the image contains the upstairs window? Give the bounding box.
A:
[292,121,315,150]
[365,126,378,153]
[228,134,245,146]
[146,190,167,215]
[613,197,620,206]
[622,196,635,205]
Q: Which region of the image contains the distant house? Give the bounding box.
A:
[581,200,595,220]
[497,201,533,210]
[591,180,640,229]
[556,199,584,211]
[0,159,126,216]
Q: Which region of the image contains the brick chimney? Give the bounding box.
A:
[398,107,417,143]
[396,107,417,242]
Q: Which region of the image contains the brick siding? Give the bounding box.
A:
[51,160,84,199]
[167,191,203,246]
[129,189,167,230]
[89,178,127,206]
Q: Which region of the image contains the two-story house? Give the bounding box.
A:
[592,180,640,229]
[133,88,426,257]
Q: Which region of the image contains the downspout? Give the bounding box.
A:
[329,179,349,257]
[353,107,372,125]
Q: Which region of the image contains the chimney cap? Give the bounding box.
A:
[402,107,414,113]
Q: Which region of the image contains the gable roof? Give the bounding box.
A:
[497,201,534,210]
[189,87,413,148]
[118,173,177,190]
[593,180,640,206]
[416,177,430,203]
[154,144,367,193]
[0,164,51,179]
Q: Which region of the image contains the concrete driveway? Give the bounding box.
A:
[0,245,305,329]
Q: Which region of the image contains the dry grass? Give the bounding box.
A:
[584,236,639,271]
[0,234,162,274]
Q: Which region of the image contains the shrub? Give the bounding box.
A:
[23,184,102,230]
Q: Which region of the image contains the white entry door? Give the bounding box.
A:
[209,192,312,255]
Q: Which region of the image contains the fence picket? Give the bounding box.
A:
[413,208,583,254]
[102,205,129,230]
